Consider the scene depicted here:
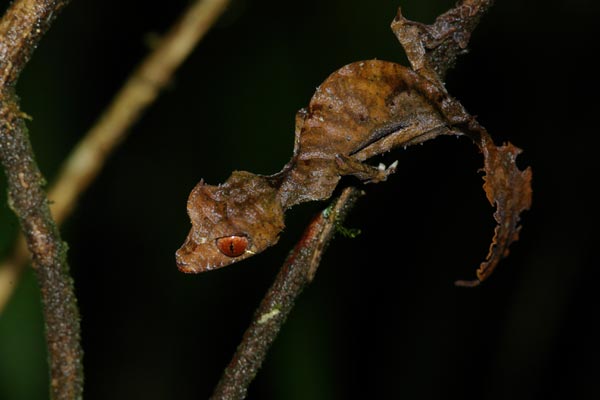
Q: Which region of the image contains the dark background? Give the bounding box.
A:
[1,0,598,399]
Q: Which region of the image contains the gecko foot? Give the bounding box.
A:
[335,154,398,183]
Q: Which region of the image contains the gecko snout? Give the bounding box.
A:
[175,237,200,273]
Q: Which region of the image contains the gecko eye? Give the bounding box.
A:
[215,235,249,257]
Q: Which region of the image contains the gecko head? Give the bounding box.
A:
[176,171,285,273]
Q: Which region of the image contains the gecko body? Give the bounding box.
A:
[176,60,468,272]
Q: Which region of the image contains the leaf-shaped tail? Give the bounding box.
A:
[456,133,532,287]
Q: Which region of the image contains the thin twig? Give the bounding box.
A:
[209,1,496,398]
[0,0,82,399]
[210,187,363,400]
[0,0,231,313]
[47,0,230,225]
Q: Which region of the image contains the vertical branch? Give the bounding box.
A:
[1,1,79,399]
[0,98,83,400]
[210,188,362,400]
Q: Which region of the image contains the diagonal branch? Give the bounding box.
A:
[210,187,363,400]
[0,0,231,314]
[0,1,82,399]
[47,0,231,225]
[210,1,506,398]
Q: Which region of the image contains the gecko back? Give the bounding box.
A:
[178,59,461,272]
[278,59,452,208]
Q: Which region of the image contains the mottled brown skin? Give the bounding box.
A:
[177,60,468,273]
[177,171,285,272]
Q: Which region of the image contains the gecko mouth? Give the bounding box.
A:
[175,235,214,273]
[175,243,199,273]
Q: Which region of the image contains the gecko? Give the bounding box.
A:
[176,59,473,273]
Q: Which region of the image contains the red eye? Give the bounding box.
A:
[215,235,249,257]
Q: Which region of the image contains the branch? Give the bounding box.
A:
[0,0,69,87]
[0,1,82,399]
[0,0,231,313]
[210,1,501,398]
[210,187,363,400]
[47,0,230,225]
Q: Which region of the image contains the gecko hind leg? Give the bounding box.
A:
[335,154,398,184]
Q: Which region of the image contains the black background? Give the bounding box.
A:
[0,0,598,399]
